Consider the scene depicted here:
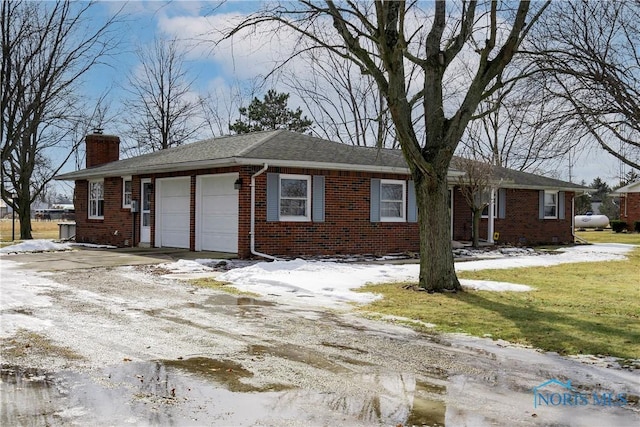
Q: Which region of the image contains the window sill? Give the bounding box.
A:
[380,218,407,223]
[279,217,311,222]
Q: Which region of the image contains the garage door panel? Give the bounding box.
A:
[157,178,190,249]
[201,197,234,212]
[198,175,238,253]
[162,180,189,196]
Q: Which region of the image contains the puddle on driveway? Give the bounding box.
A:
[202,294,275,307]
[161,357,289,392]
[1,358,446,426]
[172,294,275,319]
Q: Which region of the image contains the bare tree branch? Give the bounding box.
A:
[1,0,123,239]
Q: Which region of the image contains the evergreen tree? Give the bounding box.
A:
[229,90,313,134]
[617,170,640,188]
[590,177,619,219]
[589,177,611,202]
[575,180,592,214]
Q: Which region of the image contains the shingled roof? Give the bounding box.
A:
[56,130,587,191]
[491,163,588,191]
[56,130,414,180]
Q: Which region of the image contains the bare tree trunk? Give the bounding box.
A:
[415,169,461,293]
[472,208,482,248]
[18,197,32,240]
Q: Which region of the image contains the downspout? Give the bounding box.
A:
[571,194,587,244]
[487,187,496,244]
[487,179,503,245]
[250,164,280,260]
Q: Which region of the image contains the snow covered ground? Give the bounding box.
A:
[1,240,635,315]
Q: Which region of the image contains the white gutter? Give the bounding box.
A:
[250,164,280,260]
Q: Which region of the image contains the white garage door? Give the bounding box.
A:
[197,174,239,253]
[156,177,190,249]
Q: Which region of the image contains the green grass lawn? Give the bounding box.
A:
[575,229,640,245]
[358,238,640,361]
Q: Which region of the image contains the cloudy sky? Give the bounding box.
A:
[66,0,630,189]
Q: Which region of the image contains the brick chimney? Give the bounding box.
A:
[85,130,120,168]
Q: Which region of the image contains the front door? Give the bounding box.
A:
[140,179,152,245]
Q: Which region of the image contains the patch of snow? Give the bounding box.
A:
[0,240,116,255]
[0,239,72,254]
[157,259,214,273]
[217,258,532,308]
[1,313,52,336]
[460,279,533,292]
[0,259,64,337]
[455,243,634,272]
[157,258,256,274]
[218,259,412,308]
[214,244,635,307]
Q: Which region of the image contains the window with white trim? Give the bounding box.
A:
[122,177,132,208]
[279,174,311,221]
[380,179,406,222]
[544,191,558,219]
[89,180,104,219]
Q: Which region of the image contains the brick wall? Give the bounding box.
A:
[249,167,419,258]
[74,177,135,247]
[453,187,575,245]
[619,193,640,228]
[74,165,575,256]
[136,166,419,258]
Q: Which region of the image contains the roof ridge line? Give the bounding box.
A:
[236,129,285,157]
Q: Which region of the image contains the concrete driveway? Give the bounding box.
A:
[2,246,234,271]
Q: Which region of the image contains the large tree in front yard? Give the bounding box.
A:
[221,1,548,291]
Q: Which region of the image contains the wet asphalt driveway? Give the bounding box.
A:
[1,249,638,426]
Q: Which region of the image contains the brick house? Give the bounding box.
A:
[56,130,587,258]
[614,181,640,230]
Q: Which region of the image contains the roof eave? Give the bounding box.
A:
[55,158,242,181]
[499,183,591,192]
[56,156,466,180]
[235,157,414,174]
[613,181,640,193]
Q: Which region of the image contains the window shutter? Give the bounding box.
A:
[407,180,418,223]
[498,188,506,219]
[370,178,381,222]
[539,190,545,219]
[266,173,279,221]
[312,176,325,222]
[558,191,565,219]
